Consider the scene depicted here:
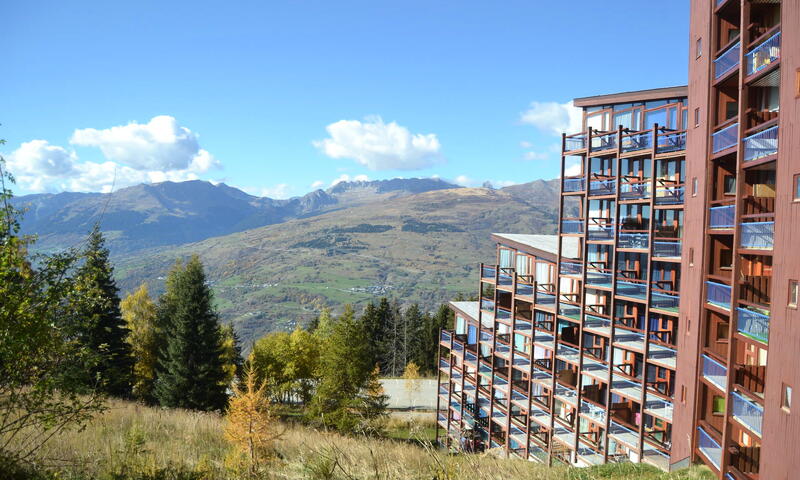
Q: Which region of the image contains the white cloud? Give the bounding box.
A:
[492,180,519,188]
[453,175,473,187]
[5,116,221,194]
[313,116,443,171]
[242,184,293,199]
[523,151,549,161]
[564,164,582,177]
[520,101,582,136]
[310,180,325,189]
[520,141,533,148]
[71,115,218,172]
[330,173,369,187]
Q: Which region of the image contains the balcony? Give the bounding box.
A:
[613,328,645,353]
[736,307,770,344]
[644,397,674,423]
[589,178,616,196]
[706,281,732,310]
[697,426,723,470]
[558,303,581,321]
[439,358,451,372]
[579,399,607,425]
[556,343,581,363]
[702,354,728,391]
[746,31,780,77]
[591,131,617,152]
[481,265,496,279]
[654,185,684,205]
[651,290,680,313]
[481,298,495,312]
[555,383,578,407]
[731,391,763,436]
[536,291,556,306]
[743,125,778,162]
[560,260,583,276]
[561,219,584,235]
[563,176,585,192]
[653,241,681,259]
[714,41,740,79]
[656,130,686,153]
[586,269,613,287]
[496,307,512,321]
[709,205,735,229]
[584,315,611,336]
[440,330,452,345]
[609,419,640,449]
[618,232,649,250]
[712,122,739,153]
[740,221,774,250]
[565,132,586,151]
[621,130,652,153]
[619,180,651,201]
[648,344,677,370]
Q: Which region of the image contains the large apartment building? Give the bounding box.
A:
[436,87,689,468]
[437,1,798,476]
[670,1,800,479]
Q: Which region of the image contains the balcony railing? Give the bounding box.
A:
[712,122,739,153]
[714,41,740,79]
[586,270,613,287]
[591,131,617,152]
[653,241,681,258]
[481,299,495,311]
[565,133,586,151]
[536,292,556,306]
[655,185,684,205]
[656,130,686,153]
[561,220,584,235]
[563,177,585,192]
[706,281,732,310]
[743,125,778,162]
[740,221,774,249]
[589,178,616,196]
[737,307,770,344]
[481,265,496,278]
[621,131,652,152]
[697,426,722,470]
[651,291,680,312]
[496,307,512,321]
[702,354,728,391]
[620,180,651,200]
[560,260,582,276]
[731,391,763,436]
[441,330,452,344]
[746,31,780,76]
[439,358,451,371]
[709,205,735,228]
[558,303,581,321]
[618,232,649,249]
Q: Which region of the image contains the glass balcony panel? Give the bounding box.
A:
[743,125,778,162]
[480,331,493,343]
[702,354,728,391]
[516,283,533,296]
[746,31,780,76]
[560,260,583,276]
[656,131,686,153]
[648,343,677,370]
[654,185,684,205]
[712,122,739,153]
[587,225,615,241]
[561,220,585,234]
[555,383,578,407]
[731,391,763,436]
[591,132,617,151]
[653,241,681,258]
[697,426,722,469]
[586,270,613,287]
[496,307,512,320]
[481,299,495,311]
[584,315,612,336]
[621,131,652,152]
[736,307,770,344]
[565,133,586,151]
[556,343,581,363]
[616,280,648,300]
[515,319,532,331]
[580,399,606,424]
[644,396,673,423]
[441,330,452,344]
[589,178,616,196]
[481,266,496,278]
[563,177,586,192]
[609,420,640,449]
[714,41,740,79]
[618,232,649,249]
[559,303,581,321]
[651,291,680,312]
[740,221,774,249]
[620,181,651,200]
[439,358,451,370]
[709,205,735,229]
[581,356,609,382]
[613,328,645,352]
[706,281,732,310]
[536,292,556,306]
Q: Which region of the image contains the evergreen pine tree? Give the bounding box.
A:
[155,255,228,411]
[220,323,244,388]
[72,225,134,397]
[403,304,425,373]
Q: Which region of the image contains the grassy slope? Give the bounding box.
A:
[23,399,713,480]
[113,187,561,344]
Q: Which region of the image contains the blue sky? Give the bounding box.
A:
[2,1,688,198]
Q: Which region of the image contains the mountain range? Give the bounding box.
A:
[13,177,565,344]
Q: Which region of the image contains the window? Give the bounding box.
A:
[794,174,800,201]
[724,175,737,195]
[712,395,725,415]
[782,384,793,412]
[720,248,733,270]
[692,177,699,196]
[789,280,799,308]
[696,37,702,58]
[694,107,700,127]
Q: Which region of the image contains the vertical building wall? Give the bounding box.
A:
[761,1,800,478]
[672,0,712,468]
